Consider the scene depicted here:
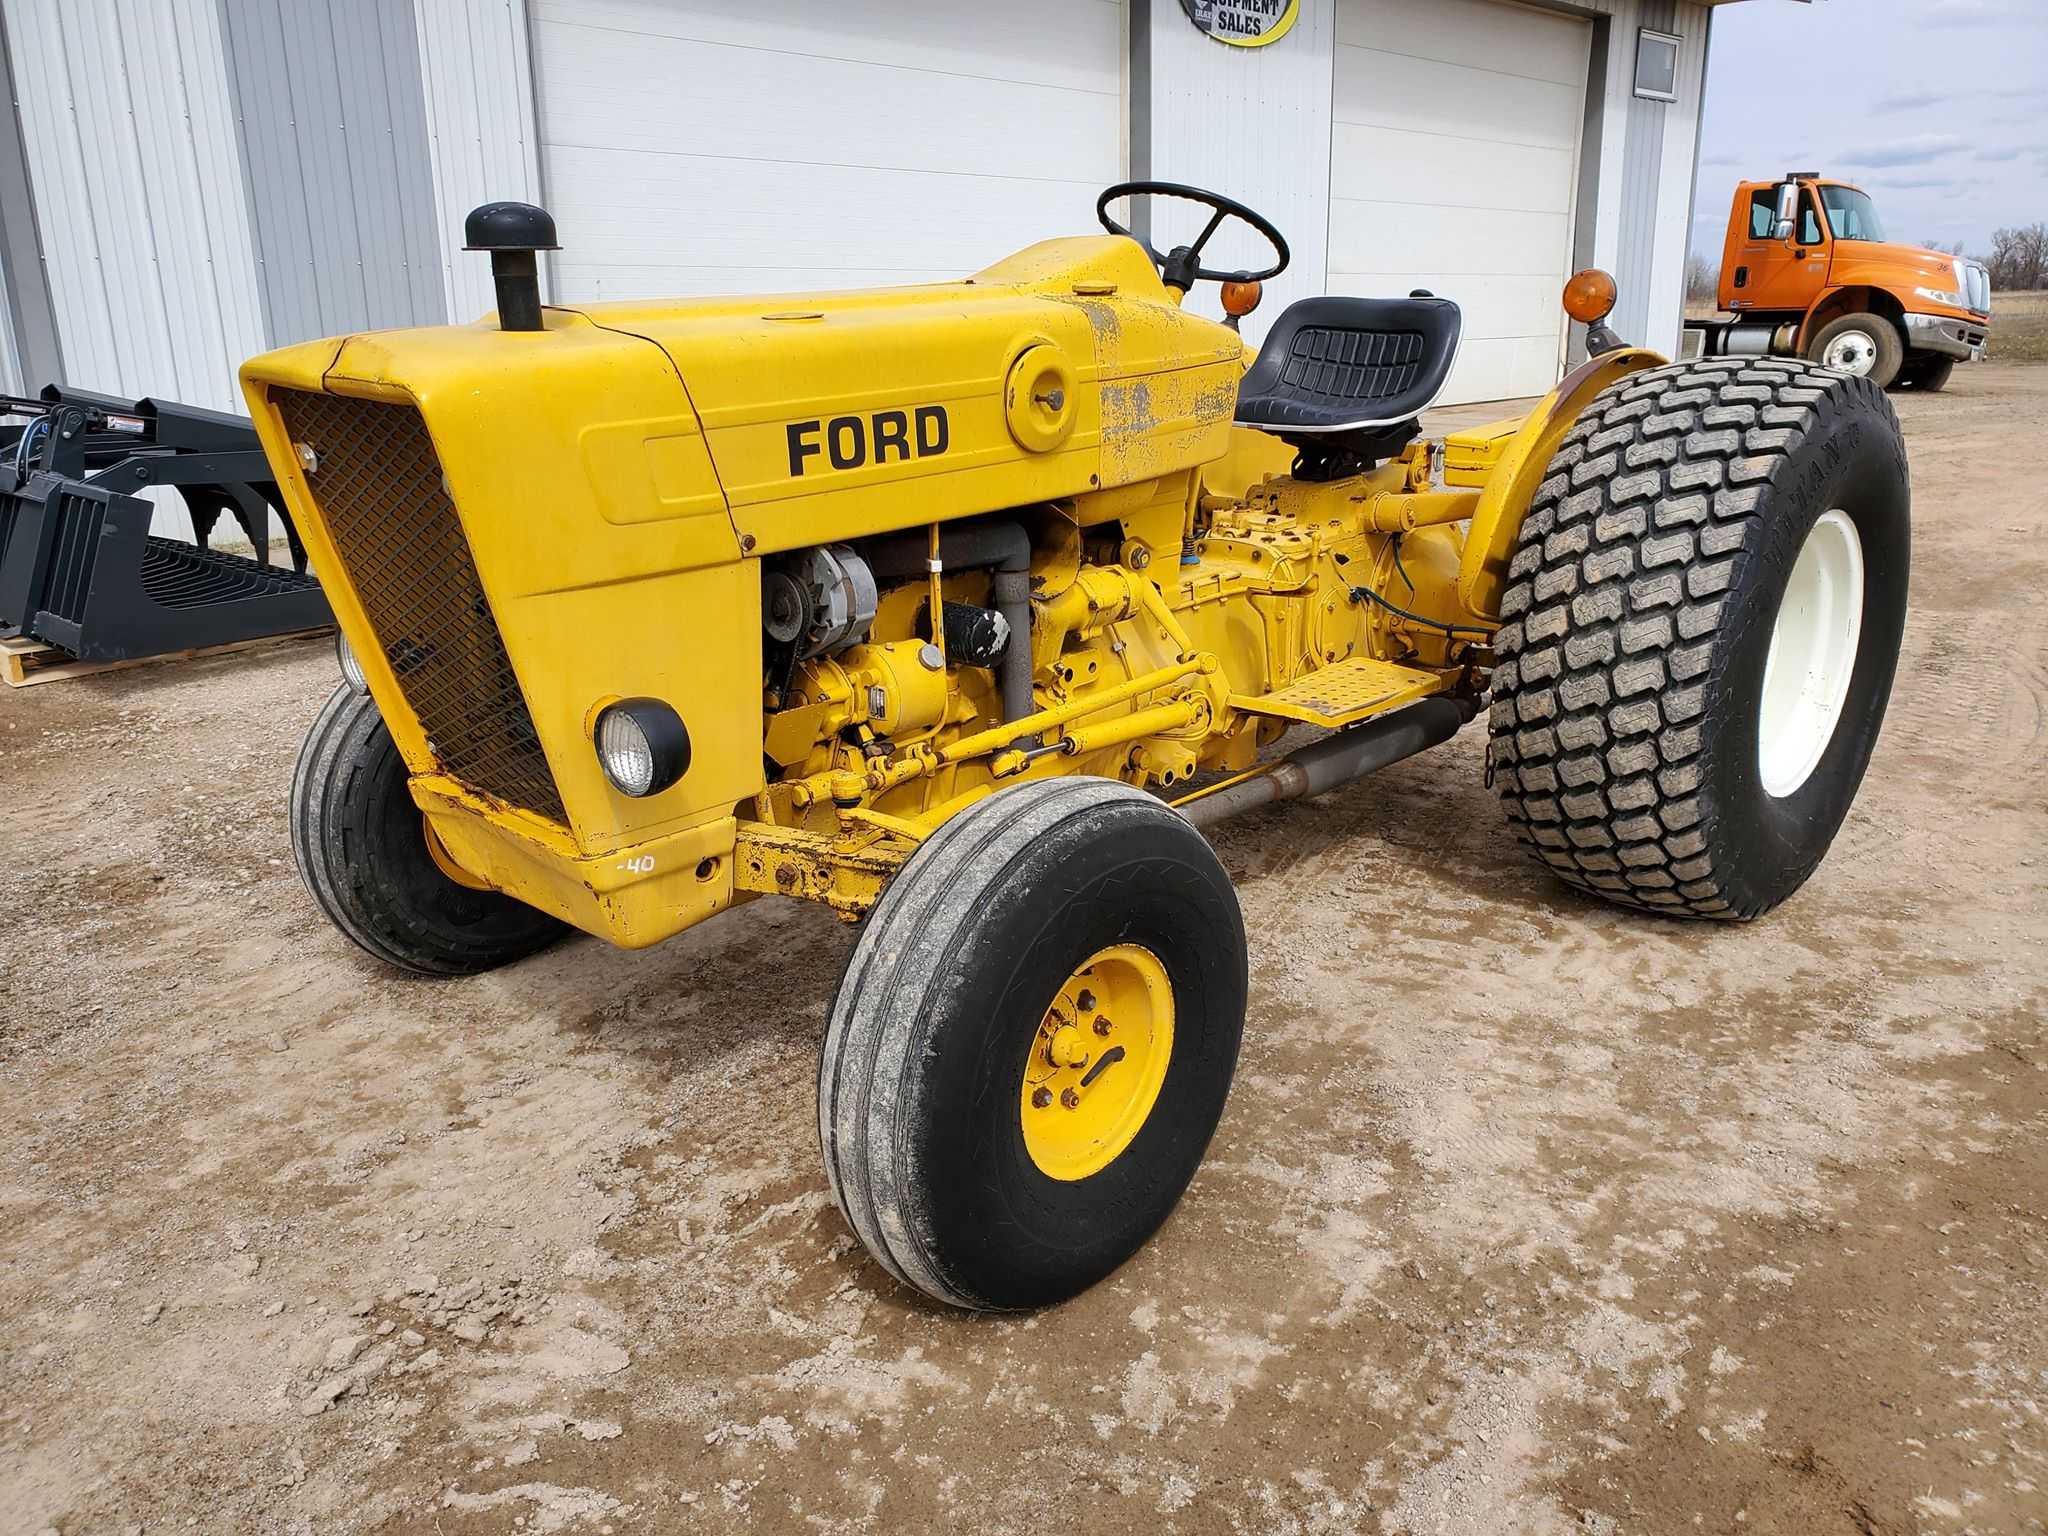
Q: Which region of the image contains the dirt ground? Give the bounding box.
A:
[3,363,2044,1536]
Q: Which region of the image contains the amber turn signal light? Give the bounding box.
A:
[1220,279,1263,318]
[1562,268,1617,324]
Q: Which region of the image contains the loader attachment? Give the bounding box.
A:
[0,386,329,665]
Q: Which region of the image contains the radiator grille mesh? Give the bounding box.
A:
[273,390,565,822]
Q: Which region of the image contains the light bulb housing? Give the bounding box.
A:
[594,698,691,798]
[1220,279,1262,318]
[1562,268,1618,324]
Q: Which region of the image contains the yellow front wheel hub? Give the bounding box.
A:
[1021,943,1175,1181]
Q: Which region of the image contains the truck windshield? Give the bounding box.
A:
[1819,186,1885,242]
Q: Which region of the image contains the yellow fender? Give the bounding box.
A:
[1455,347,1667,622]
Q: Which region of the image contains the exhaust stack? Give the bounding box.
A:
[464,202,559,332]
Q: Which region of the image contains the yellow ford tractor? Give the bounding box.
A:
[246,184,1909,1311]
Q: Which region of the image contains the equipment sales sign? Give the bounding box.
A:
[1181,0,1300,47]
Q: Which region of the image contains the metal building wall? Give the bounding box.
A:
[1134,0,1711,377]
[1135,0,1334,344]
[414,0,544,324]
[218,0,446,345]
[1646,1,1711,354]
[0,238,20,394]
[1,0,265,417]
[1612,0,1675,347]
[1592,0,1710,356]
[0,7,61,394]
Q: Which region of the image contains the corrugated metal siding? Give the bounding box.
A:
[2,0,266,540]
[2,0,265,416]
[1644,1,1709,355]
[1141,0,1333,343]
[1612,0,1674,346]
[414,0,543,323]
[3,0,268,536]
[0,8,65,391]
[220,0,445,344]
[0,239,21,394]
[5,0,266,536]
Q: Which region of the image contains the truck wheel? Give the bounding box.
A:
[1894,355,1954,392]
[290,685,566,976]
[1806,312,1903,389]
[1488,358,1909,919]
[819,778,1246,1310]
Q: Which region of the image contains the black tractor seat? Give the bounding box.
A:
[1234,295,1463,476]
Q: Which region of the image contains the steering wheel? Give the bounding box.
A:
[1096,180,1290,293]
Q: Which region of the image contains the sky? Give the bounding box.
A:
[1692,0,2048,260]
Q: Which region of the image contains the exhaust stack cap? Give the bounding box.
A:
[464,201,559,333]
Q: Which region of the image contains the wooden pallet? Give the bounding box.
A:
[1,627,333,688]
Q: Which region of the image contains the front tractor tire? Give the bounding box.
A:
[290,686,566,976]
[819,778,1247,1311]
[1488,358,1909,920]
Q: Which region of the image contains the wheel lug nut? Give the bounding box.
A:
[1060,1088,1080,1110]
[1076,989,1096,1011]
[1032,1087,1052,1109]
[1092,1016,1112,1037]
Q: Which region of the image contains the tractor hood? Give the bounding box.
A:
[567,235,1246,555]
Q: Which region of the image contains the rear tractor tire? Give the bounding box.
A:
[1488,358,1909,919]
[1805,312,1904,389]
[290,686,567,976]
[819,778,1247,1310]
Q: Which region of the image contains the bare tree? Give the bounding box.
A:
[1683,253,1718,305]
[1987,223,2047,291]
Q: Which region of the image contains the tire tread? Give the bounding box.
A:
[1486,357,1896,918]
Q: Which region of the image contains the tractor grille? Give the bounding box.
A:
[272,390,566,823]
[1279,326,1425,406]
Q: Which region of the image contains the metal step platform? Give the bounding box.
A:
[1232,656,1448,729]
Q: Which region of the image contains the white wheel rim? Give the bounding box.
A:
[1758,510,1865,798]
[1821,329,1877,376]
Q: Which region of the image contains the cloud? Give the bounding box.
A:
[1700,152,1740,167]
[1872,89,1945,113]
[1861,172,1985,191]
[1974,145,2025,162]
[1837,133,1968,169]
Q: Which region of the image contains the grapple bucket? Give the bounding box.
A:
[0,385,329,663]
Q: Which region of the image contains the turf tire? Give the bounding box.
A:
[819,778,1246,1311]
[1487,358,1909,919]
[290,685,566,976]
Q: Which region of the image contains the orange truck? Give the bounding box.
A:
[1685,172,1991,391]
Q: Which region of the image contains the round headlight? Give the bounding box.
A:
[336,632,368,693]
[595,698,690,798]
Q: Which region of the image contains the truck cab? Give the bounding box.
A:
[1688,172,1991,390]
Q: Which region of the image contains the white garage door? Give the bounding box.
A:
[1329,0,1590,404]
[529,0,1125,303]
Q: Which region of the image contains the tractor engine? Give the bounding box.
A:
[749,449,1484,833]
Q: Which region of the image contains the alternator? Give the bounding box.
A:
[763,544,877,660]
